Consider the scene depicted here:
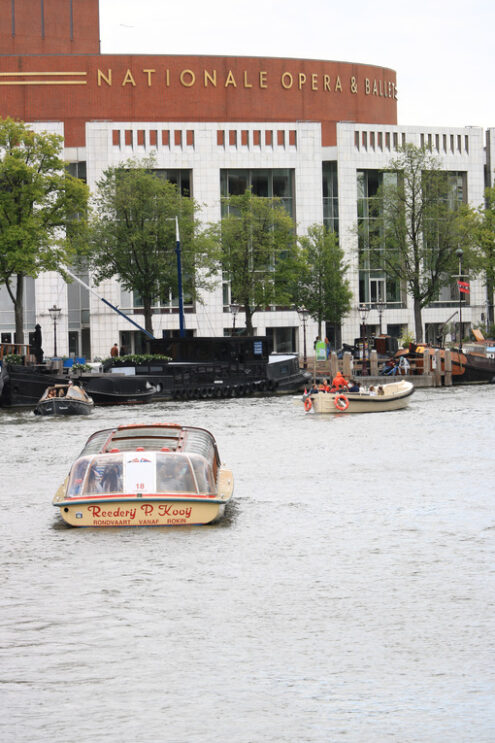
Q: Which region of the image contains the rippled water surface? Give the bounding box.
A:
[1,386,494,743]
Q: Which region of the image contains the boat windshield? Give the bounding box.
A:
[66,451,216,497]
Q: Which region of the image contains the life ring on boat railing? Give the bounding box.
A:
[334,394,349,411]
[304,397,312,411]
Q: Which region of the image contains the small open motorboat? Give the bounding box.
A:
[302,379,414,414]
[34,383,94,416]
[53,422,234,527]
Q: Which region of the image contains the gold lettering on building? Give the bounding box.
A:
[122,69,136,86]
[180,69,196,87]
[204,69,217,87]
[281,72,293,89]
[97,69,112,86]
[91,67,397,102]
[143,69,155,86]
[225,70,237,87]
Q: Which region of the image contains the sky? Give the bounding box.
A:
[99,0,494,131]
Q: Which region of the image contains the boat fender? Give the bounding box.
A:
[334,394,349,411]
[304,397,312,411]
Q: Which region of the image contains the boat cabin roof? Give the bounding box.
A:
[79,422,220,465]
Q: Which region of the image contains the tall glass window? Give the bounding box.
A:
[357,169,401,305]
[322,162,338,233]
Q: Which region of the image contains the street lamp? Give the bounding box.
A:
[230,303,241,335]
[296,306,309,370]
[456,247,464,352]
[48,304,62,358]
[375,300,386,335]
[359,303,370,376]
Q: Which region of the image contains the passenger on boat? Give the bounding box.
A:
[101,463,123,493]
[318,378,330,392]
[330,371,348,391]
[157,456,195,493]
[369,386,377,395]
[377,385,385,395]
[47,388,57,398]
[347,379,360,392]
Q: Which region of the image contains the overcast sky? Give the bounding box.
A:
[99,0,494,131]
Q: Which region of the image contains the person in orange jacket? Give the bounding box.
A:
[331,371,348,391]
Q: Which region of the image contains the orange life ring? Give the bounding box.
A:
[304,397,312,411]
[334,394,349,411]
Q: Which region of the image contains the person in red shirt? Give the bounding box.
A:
[331,371,348,391]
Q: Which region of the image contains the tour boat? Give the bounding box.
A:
[34,383,94,416]
[53,422,234,527]
[302,379,414,414]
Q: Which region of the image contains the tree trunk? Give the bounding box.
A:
[144,299,154,337]
[413,298,423,342]
[245,304,254,336]
[15,274,24,345]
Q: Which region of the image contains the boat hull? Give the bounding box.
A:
[34,398,93,416]
[54,497,224,527]
[306,381,414,414]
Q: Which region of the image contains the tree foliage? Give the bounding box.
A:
[89,158,219,335]
[369,144,464,342]
[295,225,352,336]
[212,190,297,335]
[0,117,89,343]
[456,183,495,324]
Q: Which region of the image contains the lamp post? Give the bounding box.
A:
[376,300,386,335]
[230,303,241,335]
[456,247,463,352]
[296,306,309,370]
[359,303,370,376]
[48,304,62,358]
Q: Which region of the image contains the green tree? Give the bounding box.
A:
[89,158,219,335]
[295,225,352,336]
[457,183,495,326]
[212,190,297,335]
[0,117,89,344]
[367,144,463,342]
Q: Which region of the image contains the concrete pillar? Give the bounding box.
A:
[330,351,338,379]
[370,349,378,376]
[423,349,431,380]
[343,351,353,379]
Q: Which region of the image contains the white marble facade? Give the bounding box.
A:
[2,119,493,359]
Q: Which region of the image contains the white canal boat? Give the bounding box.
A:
[53,422,234,526]
[303,379,414,414]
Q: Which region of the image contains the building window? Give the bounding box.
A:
[322,162,339,233]
[220,168,294,218]
[153,169,192,197]
[66,161,87,182]
[357,169,401,306]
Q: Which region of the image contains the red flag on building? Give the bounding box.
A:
[458,280,470,294]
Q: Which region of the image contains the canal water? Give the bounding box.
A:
[1,385,494,743]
